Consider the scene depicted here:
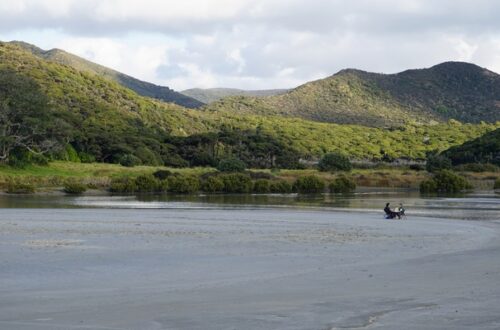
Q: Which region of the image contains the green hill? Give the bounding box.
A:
[1,41,499,168]
[443,128,500,165]
[181,87,288,103]
[0,42,213,166]
[206,62,500,127]
[10,41,204,109]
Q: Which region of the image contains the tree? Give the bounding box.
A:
[318,152,352,172]
[217,157,247,172]
[0,70,66,163]
[425,153,452,172]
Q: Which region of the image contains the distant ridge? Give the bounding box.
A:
[9,41,204,109]
[205,62,500,127]
[181,87,289,103]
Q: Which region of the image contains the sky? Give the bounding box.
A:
[1,0,500,91]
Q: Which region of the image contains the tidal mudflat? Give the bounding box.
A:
[1,197,500,329]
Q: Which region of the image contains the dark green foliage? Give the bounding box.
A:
[253,179,271,193]
[494,178,500,190]
[420,170,472,193]
[78,152,95,163]
[153,170,173,180]
[0,69,67,164]
[190,152,217,167]
[167,174,200,194]
[6,180,35,194]
[318,152,352,172]
[109,177,138,193]
[409,164,425,171]
[293,175,325,194]
[217,157,247,172]
[58,144,81,162]
[63,181,87,194]
[220,173,253,193]
[443,128,500,165]
[201,176,225,193]
[426,154,452,172]
[455,163,499,172]
[135,175,167,193]
[270,180,293,193]
[118,154,142,167]
[329,175,356,193]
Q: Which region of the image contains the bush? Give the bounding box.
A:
[78,152,96,163]
[409,164,425,171]
[191,152,217,167]
[253,179,271,194]
[135,175,167,193]
[293,175,325,194]
[426,154,452,173]
[6,180,35,194]
[318,152,352,172]
[63,181,87,194]
[167,174,200,194]
[153,170,173,180]
[329,175,356,193]
[220,173,253,193]
[270,180,293,193]
[118,154,142,167]
[109,177,137,193]
[201,176,225,193]
[217,157,247,172]
[420,170,472,193]
[494,178,500,190]
[419,179,438,193]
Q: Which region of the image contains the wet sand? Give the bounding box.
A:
[1,208,500,329]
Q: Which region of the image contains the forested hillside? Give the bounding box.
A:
[11,41,204,109]
[1,41,498,169]
[206,62,500,127]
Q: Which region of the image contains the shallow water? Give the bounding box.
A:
[1,190,499,220]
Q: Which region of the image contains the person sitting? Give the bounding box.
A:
[384,203,401,219]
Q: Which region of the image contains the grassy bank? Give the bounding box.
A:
[1,161,498,193]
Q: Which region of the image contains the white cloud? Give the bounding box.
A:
[1,0,500,90]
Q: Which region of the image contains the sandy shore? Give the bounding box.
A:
[1,208,499,329]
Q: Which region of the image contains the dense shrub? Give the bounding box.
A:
[270,180,293,193]
[191,152,217,167]
[455,163,499,172]
[118,154,142,167]
[220,173,253,193]
[6,180,35,194]
[78,152,96,163]
[167,175,200,194]
[409,164,425,171]
[153,170,173,180]
[109,177,137,193]
[420,170,472,193]
[494,178,500,190]
[253,179,271,193]
[201,176,225,193]
[426,154,452,172]
[248,171,274,180]
[318,152,352,172]
[293,175,325,194]
[63,181,87,194]
[329,175,356,193]
[217,157,247,172]
[135,175,167,193]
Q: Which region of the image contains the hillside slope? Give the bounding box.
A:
[181,87,288,103]
[10,41,204,109]
[0,42,213,165]
[206,62,500,127]
[443,128,500,165]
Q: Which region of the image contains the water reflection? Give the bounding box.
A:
[0,190,499,220]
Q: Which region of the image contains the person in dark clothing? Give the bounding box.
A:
[384,203,401,219]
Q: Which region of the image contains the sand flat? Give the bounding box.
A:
[1,208,499,329]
